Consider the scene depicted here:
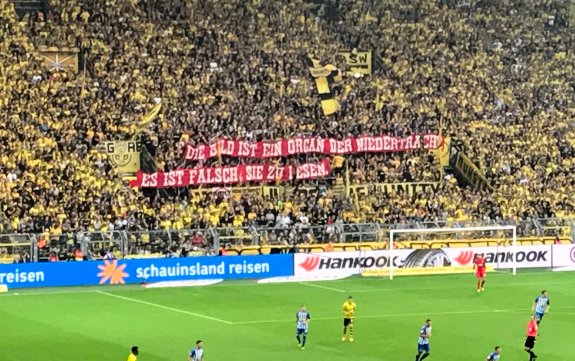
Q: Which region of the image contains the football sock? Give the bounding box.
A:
[349,326,353,337]
[481,280,485,287]
[419,353,430,361]
[415,352,422,361]
[342,327,347,336]
[301,335,307,347]
[296,335,301,345]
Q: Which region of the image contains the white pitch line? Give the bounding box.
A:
[95,290,233,325]
[0,290,98,297]
[349,280,575,293]
[1,270,573,298]
[297,282,347,293]
[1,278,572,298]
[233,307,575,325]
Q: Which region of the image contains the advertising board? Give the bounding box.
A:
[551,244,575,268]
[0,255,294,289]
[294,245,572,277]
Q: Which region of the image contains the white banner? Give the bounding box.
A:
[294,245,573,278]
[443,245,552,269]
[551,244,575,268]
[295,250,405,278]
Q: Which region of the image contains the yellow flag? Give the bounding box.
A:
[435,136,451,167]
[139,102,161,129]
[434,119,450,168]
[307,56,341,116]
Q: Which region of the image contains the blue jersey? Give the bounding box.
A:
[418,325,432,345]
[296,311,310,331]
[189,348,204,361]
[487,352,500,361]
[534,296,549,314]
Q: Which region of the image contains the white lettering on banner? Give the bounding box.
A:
[297,162,328,179]
[208,143,217,159]
[384,137,392,150]
[266,166,277,181]
[424,134,439,149]
[226,168,239,183]
[187,146,198,160]
[262,142,280,158]
[329,139,350,154]
[195,169,204,184]
[228,261,269,274]
[237,141,252,157]
[189,169,199,183]
[136,262,226,279]
[222,140,234,155]
[131,159,331,188]
[135,261,271,279]
[184,134,444,160]
[164,170,185,187]
[356,138,366,152]
[373,137,384,152]
[294,245,575,277]
[245,165,264,181]
[141,173,158,188]
[0,270,45,284]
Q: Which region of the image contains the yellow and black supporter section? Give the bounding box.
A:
[362,265,495,277]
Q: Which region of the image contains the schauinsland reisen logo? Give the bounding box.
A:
[97,260,129,284]
[134,260,272,279]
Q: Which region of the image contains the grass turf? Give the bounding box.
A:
[0,271,574,361]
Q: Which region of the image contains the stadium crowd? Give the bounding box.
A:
[0,0,573,244]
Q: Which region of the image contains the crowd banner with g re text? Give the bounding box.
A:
[184,134,443,161]
[130,159,331,188]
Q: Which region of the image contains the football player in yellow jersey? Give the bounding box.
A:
[342,296,356,342]
[127,346,139,361]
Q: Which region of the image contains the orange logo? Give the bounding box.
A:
[299,255,320,271]
[97,260,129,284]
[453,250,474,265]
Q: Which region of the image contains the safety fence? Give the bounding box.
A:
[0,218,572,263]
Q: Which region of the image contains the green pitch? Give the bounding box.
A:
[1,271,574,361]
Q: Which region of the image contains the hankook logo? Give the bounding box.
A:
[298,254,400,271]
[299,255,320,271]
[453,250,474,265]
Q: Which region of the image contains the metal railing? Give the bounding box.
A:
[0,218,572,263]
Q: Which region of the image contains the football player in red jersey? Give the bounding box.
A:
[525,315,538,361]
[473,253,487,292]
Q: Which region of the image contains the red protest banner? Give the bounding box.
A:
[130,159,332,188]
[184,134,443,161]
